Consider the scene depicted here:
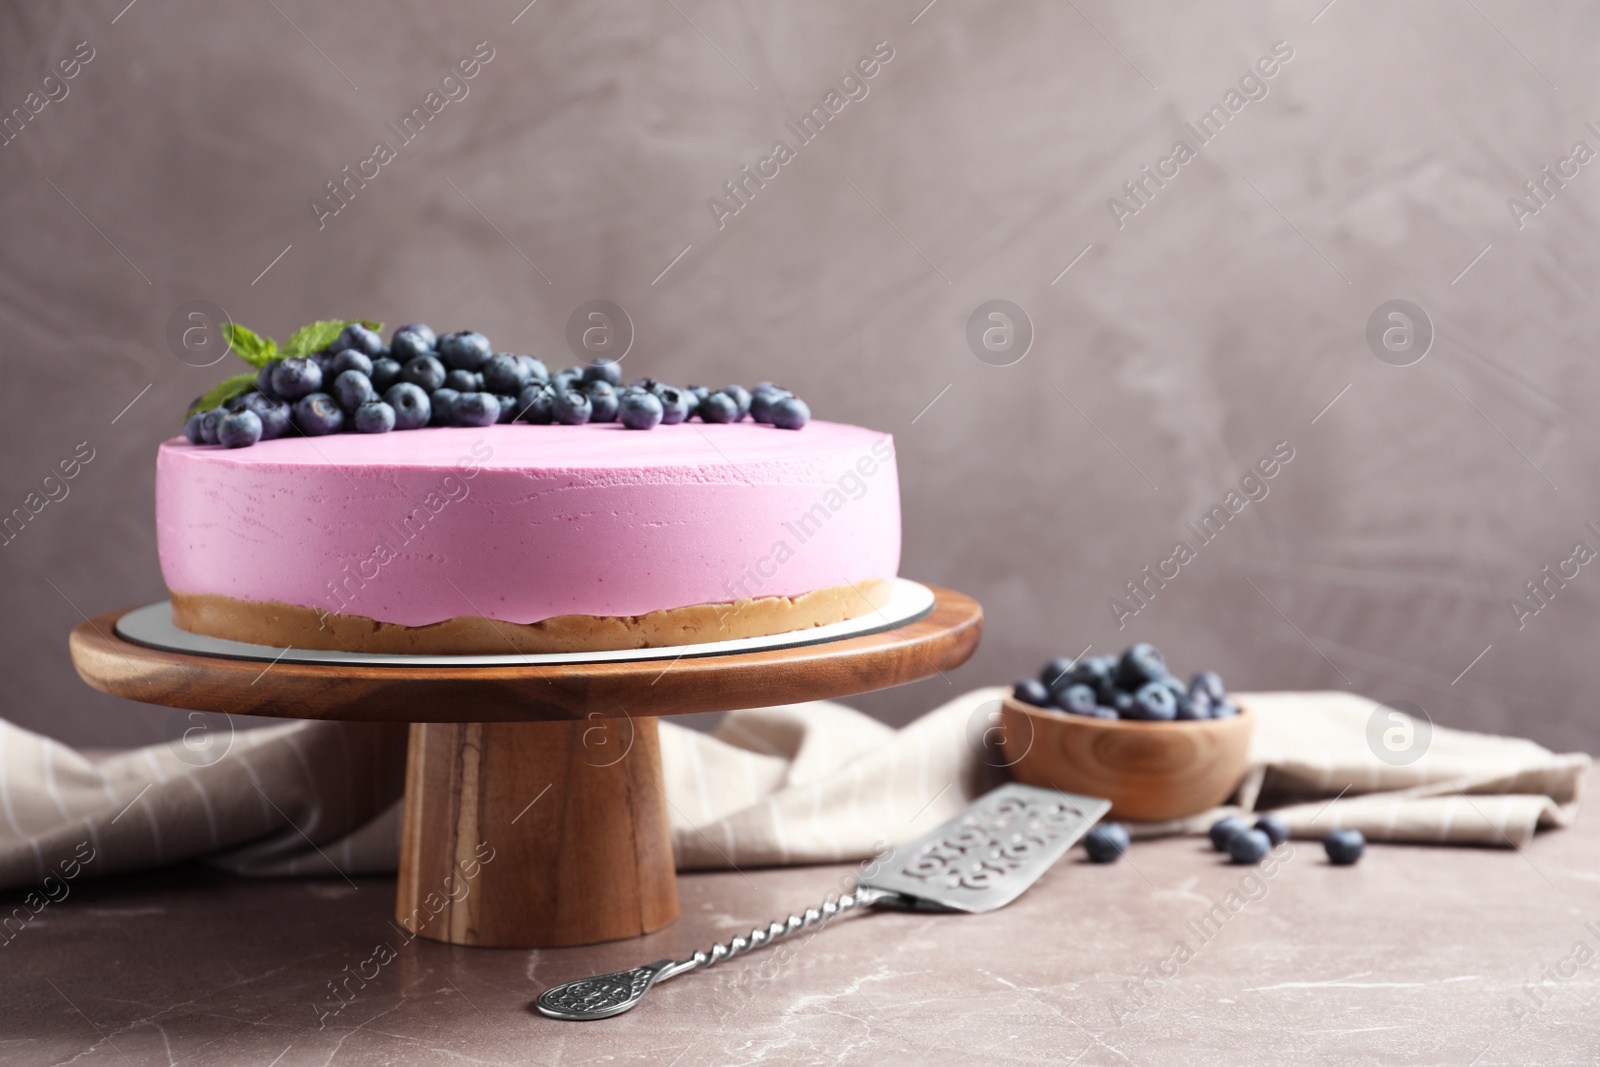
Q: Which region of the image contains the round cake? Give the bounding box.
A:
[156,421,901,654]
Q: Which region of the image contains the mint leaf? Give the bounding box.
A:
[359,319,384,334]
[280,319,349,360]
[186,373,259,419]
[222,323,278,368]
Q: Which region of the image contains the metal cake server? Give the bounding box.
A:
[534,783,1110,1021]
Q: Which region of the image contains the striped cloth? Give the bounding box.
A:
[0,689,1586,890]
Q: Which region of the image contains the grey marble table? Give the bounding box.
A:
[5,773,1599,1066]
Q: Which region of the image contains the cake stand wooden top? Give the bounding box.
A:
[68,586,982,723]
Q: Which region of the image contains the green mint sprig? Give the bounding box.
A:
[187,318,385,418]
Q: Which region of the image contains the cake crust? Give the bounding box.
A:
[171,579,893,655]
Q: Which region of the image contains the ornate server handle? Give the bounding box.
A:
[534,885,901,1021]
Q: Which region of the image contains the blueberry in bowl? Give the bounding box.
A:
[1001,642,1256,821]
[1012,678,1051,708]
[1056,683,1101,717]
[1116,642,1167,690]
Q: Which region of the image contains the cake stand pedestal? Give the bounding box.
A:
[68,586,983,949]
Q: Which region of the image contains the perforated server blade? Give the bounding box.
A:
[534,783,1110,1021]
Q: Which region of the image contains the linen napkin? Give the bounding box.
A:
[0,688,1585,891]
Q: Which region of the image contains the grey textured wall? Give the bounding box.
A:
[2,1,1596,754]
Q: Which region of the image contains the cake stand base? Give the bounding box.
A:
[397,718,677,949]
[68,585,982,950]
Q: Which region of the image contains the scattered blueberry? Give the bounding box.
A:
[722,385,753,420]
[200,407,227,444]
[482,353,531,395]
[182,411,207,444]
[1084,822,1130,863]
[218,409,263,448]
[553,366,585,393]
[451,392,500,428]
[687,385,711,405]
[1324,829,1365,865]
[583,361,622,385]
[240,393,290,439]
[438,331,492,371]
[390,328,434,363]
[1255,814,1290,847]
[428,387,461,426]
[618,389,664,430]
[293,393,345,436]
[401,355,446,392]
[1226,828,1272,864]
[369,357,402,394]
[1209,816,1251,852]
[769,396,811,430]
[445,369,479,392]
[383,383,430,430]
[655,386,693,425]
[553,389,593,425]
[516,383,555,424]
[698,392,739,423]
[1116,643,1167,690]
[1012,678,1052,707]
[353,400,396,434]
[332,369,374,411]
[583,380,619,422]
[335,323,383,357]
[1056,684,1101,717]
[270,357,323,401]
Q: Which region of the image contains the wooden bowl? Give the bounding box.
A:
[998,696,1255,821]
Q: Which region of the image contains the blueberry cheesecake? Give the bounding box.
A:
[161,319,899,654]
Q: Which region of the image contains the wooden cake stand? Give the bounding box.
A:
[68,586,982,949]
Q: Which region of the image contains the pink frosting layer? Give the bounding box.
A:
[156,421,901,627]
